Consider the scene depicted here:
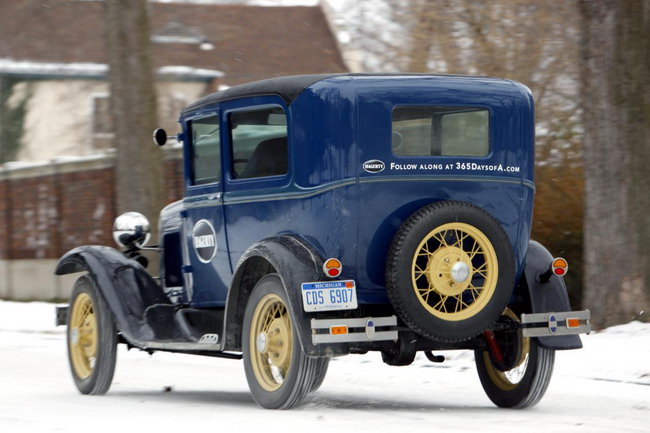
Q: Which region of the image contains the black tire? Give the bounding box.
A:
[386,201,515,342]
[309,357,330,392]
[242,274,319,409]
[475,315,555,408]
[66,275,118,395]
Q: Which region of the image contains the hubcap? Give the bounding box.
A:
[256,332,268,353]
[451,261,471,283]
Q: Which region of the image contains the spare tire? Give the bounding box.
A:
[386,201,515,342]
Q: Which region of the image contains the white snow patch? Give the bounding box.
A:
[1,300,648,432]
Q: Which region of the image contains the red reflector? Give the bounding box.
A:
[327,268,340,277]
[553,267,566,276]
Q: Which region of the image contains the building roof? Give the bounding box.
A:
[0,0,347,85]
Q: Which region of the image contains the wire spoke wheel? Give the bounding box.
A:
[475,309,555,408]
[69,293,98,379]
[249,294,293,391]
[412,222,498,321]
[242,274,321,409]
[387,201,514,341]
[66,275,117,395]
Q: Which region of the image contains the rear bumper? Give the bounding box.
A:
[521,310,591,337]
[310,316,398,344]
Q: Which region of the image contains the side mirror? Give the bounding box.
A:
[152,128,177,146]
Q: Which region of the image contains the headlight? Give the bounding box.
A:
[113,212,151,248]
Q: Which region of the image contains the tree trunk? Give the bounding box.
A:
[579,0,650,328]
[104,0,164,240]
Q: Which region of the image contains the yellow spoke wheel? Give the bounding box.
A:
[475,309,555,408]
[66,275,117,395]
[249,294,293,392]
[481,309,530,391]
[242,274,321,409]
[386,201,514,341]
[69,293,98,379]
[411,222,498,321]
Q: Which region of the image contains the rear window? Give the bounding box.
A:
[392,107,489,157]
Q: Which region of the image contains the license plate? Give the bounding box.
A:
[301,280,358,312]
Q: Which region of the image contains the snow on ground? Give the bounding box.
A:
[1,301,648,433]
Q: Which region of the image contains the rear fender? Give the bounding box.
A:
[223,235,346,356]
[55,245,170,342]
[521,240,583,349]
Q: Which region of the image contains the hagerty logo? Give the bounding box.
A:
[192,219,217,263]
[362,159,385,173]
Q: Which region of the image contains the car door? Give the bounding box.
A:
[220,98,291,267]
[182,112,232,306]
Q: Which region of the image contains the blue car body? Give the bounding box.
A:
[169,74,534,309]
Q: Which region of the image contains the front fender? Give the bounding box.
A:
[223,235,346,356]
[56,246,170,342]
[522,240,583,350]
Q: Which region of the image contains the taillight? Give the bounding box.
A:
[552,257,568,276]
[323,258,342,278]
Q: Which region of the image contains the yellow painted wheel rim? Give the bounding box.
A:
[69,293,98,379]
[483,309,530,391]
[411,222,498,321]
[249,294,292,392]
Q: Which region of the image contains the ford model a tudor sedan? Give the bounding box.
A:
[56,74,590,409]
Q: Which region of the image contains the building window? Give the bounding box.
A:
[92,95,114,151]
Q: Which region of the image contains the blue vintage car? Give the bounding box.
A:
[56,74,590,409]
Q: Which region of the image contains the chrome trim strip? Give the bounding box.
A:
[310,316,398,344]
[521,310,591,337]
[312,330,398,344]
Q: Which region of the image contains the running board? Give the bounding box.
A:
[122,334,242,359]
[521,310,591,337]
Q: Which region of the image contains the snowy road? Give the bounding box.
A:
[1,301,648,433]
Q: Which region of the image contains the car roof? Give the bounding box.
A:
[181,73,515,114]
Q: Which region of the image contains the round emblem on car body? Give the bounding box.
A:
[192,219,217,263]
[362,159,385,173]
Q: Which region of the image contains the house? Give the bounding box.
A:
[0,0,348,163]
[0,0,347,300]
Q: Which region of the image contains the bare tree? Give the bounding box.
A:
[104,0,165,238]
[579,0,650,327]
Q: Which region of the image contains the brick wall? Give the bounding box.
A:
[0,151,183,263]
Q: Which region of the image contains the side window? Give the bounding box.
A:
[392,107,489,157]
[190,115,221,185]
[229,107,288,179]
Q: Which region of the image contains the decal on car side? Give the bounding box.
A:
[192,219,217,263]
